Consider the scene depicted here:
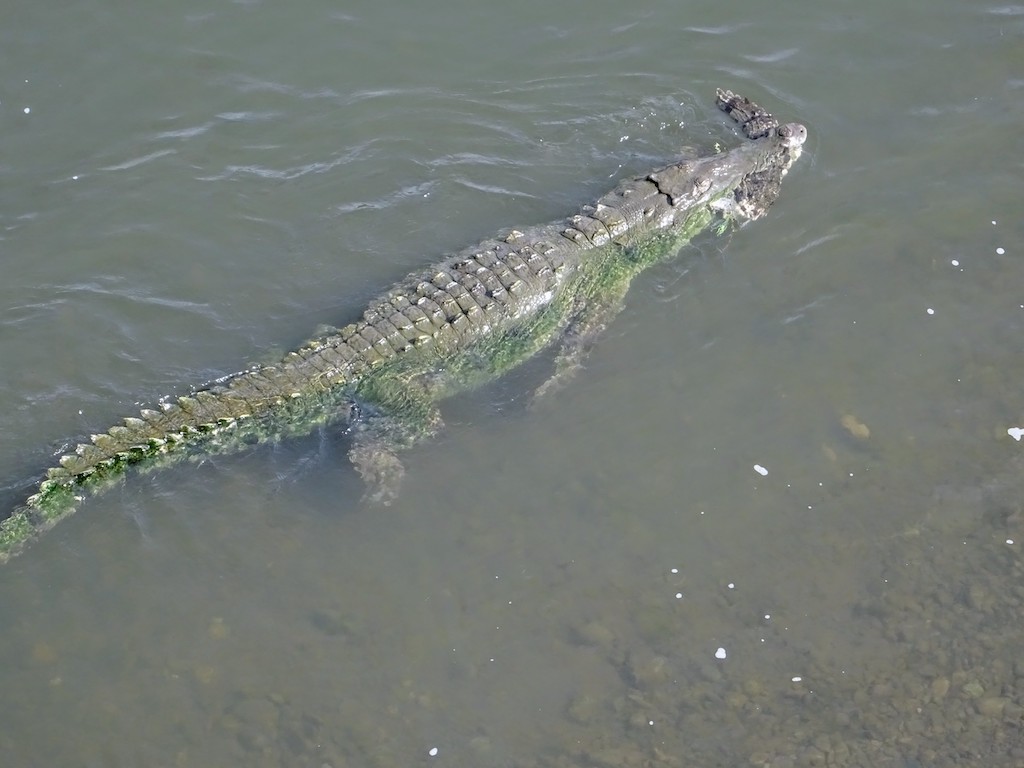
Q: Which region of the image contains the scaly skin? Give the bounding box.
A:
[0,89,807,563]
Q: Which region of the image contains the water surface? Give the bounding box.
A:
[2,1,1023,765]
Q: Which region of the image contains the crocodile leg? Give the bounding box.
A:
[347,375,444,504]
[533,276,632,403]
[348,428,407,505]
[533,200,720,404]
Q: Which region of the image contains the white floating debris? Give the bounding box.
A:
[996,247,1005,255]
[715,647,727,660]
[1008,539,1015,545]
[753,464,768,476]
[428,747,439,757]
[792,676,803,682]
[1008,427,1024,442]
[675,592,683,599]
[727,583,735,589]
[23,106,31,114]
[670,567,679,574]
[951,259,959,266]
[926,308,935,315]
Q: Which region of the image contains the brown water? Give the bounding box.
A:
[2,2,1024,766]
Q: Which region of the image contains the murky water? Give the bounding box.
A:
[2,1,1023,765]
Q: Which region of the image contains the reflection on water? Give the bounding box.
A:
[2,0,1024,765]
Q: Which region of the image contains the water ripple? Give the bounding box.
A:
[52,281,220,318]
[153,123,215,140]
[448,177,542,200]
[986,5,1024,15]
[197,140,376,182]
[214,111,279,122]
[333,181,437,214]
[684,23,746,35]
[743,48,801,64]
[99,149,177,172]
[227,73,343,101]
[793,231,844,257]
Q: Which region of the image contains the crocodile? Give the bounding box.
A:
[0,88,806,564]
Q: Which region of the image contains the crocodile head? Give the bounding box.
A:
[727,121,807,221]
[777,122,809,149]
[647,120,807,218]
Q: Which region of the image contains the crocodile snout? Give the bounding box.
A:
[779,122,808,148]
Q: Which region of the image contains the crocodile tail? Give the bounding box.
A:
[0,358,344,564]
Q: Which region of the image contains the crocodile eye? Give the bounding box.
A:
[778,123,808,144]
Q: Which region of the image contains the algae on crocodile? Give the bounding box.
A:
[1,88,806,564]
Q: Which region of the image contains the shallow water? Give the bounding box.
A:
[2,1,1024,765]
